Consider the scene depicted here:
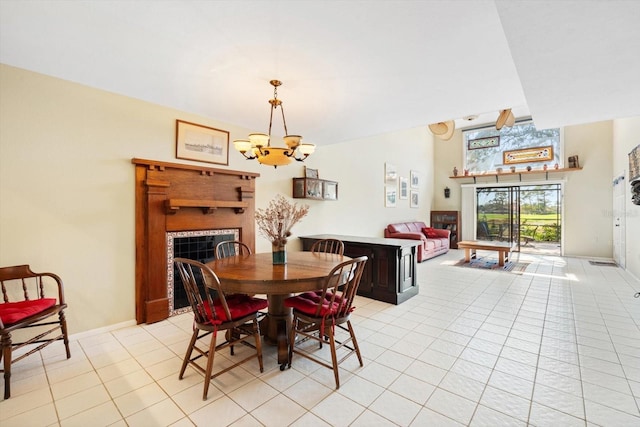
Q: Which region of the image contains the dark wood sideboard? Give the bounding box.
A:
[299,234,419,304]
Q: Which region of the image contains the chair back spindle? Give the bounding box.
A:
[310,238,344,256]
[215,240,252,259]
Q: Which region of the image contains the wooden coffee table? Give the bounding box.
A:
[457,240,513,266]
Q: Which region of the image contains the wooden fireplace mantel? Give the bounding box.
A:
[132,158,260,324]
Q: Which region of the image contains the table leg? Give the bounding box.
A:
[265,294,292,367]
[464,248,471,262]
[498,250,505,266]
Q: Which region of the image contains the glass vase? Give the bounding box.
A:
[272,242,287,265]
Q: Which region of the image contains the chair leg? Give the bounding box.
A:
[253,318,264,373]
[2,333,12,399]
[328,327,340,389]
[346,320,363,367]
[59,311,71,359]
[202,329,218,400]
[179,329,198,379]
[287,316,296,368]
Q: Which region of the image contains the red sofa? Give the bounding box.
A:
[384,221,450,262]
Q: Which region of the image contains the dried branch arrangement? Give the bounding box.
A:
[255,195,309,246]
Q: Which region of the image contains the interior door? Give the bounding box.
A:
[613,174,626,268]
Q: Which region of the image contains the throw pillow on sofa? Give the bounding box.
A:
[422,227,440,238]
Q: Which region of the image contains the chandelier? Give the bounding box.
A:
[233,80,315,168]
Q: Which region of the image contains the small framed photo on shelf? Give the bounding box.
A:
[410,190,419,208]
[175,120,229,165]
[568,155,580,168]
[304,167,319,178]
[399,177,408,199]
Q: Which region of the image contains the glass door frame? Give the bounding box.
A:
[475,186,521,250]
[470,180,564,254]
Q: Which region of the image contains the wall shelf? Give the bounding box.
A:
[292,178,339,200]
[449,167,582,183]
[165,199,248,215]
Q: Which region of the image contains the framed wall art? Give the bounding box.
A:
[468,136,500,150]
[410,190,419,208]
[385,162,398,184]
[385,185,397,207]
[410,170,419,188]
[503,145,553,165]
[399,176,408,199]
[175,120,229,165]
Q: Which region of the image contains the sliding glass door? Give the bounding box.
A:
[476,186,521,248]
[476,184,561,254]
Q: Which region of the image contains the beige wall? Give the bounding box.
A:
[0,64,434,334]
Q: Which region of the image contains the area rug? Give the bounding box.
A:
[453,257,530,274]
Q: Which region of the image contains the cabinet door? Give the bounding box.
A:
[398,246,416,292]
[343,245,375,296]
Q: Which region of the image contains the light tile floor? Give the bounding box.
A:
[2,250,640,426]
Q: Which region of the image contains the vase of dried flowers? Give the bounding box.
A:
[255,195,309,265]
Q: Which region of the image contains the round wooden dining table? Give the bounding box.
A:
[206,251,349,367]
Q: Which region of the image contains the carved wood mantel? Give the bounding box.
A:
[132,158,260,324]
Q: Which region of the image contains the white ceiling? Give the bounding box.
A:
[1,0,639,146]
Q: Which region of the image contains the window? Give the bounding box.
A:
[463,121,562,173]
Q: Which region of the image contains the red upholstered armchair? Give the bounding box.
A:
[0,265,71,399]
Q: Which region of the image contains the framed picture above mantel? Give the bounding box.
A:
[175,120,229,165]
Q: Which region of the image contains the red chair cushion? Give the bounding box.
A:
[422,227,439,238]
[201,295,267,325]
[0,298,57,326]
[284,292,340,317]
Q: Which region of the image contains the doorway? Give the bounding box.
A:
[613,174,626,268]
[476,184,562,255]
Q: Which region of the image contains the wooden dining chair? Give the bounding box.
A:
[174,257,267,400]
[0,265,71,400]
[215,240,252,259]
[310,238,344,256]
[284,256,368,389]
[308,238,346,348]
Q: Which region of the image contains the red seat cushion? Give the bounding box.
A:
[201,295,267,325]
[422,227,439,238]
[0,298,57,326]
[284,292,340,317]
